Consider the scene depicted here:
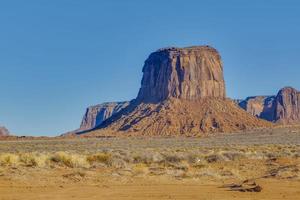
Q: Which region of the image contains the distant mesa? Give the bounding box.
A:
[0,126,10,136]
[64,101,129,135]
[69,45,272,137]
[238,87,300,124]
[79,101,130,132]
[275,87,300,124]
[238,96,276,122]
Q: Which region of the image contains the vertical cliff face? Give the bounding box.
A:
[0,126,10,136]
[84,46,272,136]
[238,96,276,121]
[137,46,226,103]
[275,87,300,123]
[238,87,300,124]
[79,101,129,131]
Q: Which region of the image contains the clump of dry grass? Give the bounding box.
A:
[0,153,19,166]
[19,153,48,167]
[87,153,112,166]
[50,152,89,168]
[133,163,149,175]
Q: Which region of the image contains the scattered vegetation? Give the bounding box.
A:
[0,143,299,181]
[0,131,299,183]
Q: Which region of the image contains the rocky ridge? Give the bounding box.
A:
[64,101,129,135]
[238,96,276,122]
[238,87,300,124]
[0,126,10,136]
[274,87,300,123]
[79,101,129,131]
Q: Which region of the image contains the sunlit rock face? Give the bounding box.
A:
[88,46,272,136]
[80,101,130,131]
[238,96,276,122]
[238,87,300,124]
[275,87,300,124]
[137,46,226,103]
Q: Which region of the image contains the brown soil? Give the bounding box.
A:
[1,178,299,200]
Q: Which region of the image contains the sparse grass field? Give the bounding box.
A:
[0,127,300,199]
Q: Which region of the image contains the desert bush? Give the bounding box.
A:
[204,154,224,163]
[164,154,182,163]
[87,153,112,166]
[221,151,244,161]
[19,153,49,167]
[133,163,149,175]
[0,153,19,166]
[110,158,127,169]
[19,153,38,167]
[50,152,89,168]
[186,154,198,164]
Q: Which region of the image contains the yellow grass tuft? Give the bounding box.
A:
[50,152,89,168]
[0,153,19,166]
[86,153,112,166]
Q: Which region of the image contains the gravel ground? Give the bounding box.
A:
[0,127,299,153]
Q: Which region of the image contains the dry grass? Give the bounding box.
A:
[0,144,298,182]
[87,153,112,166]
[0,130,299,182]
[50,152,89,168]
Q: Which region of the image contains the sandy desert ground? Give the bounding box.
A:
[0,127,299,200]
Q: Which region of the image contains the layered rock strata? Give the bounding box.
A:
[85,46,272,136]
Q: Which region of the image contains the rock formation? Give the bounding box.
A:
[83,46,271,136]
[238,96,276,122]
[137,46,226,103]
[274,87,300,124]
[79,101,129,131]
[0,126,10,136]
[63,101,129,135]
[238,87,300,124]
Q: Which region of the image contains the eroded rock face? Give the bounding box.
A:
[275,87,300,123]
[238,96,276,122]
[84,46,273,136]
[80,101,130,131]
[137,46,226,103]
[238,87,300,124]
[0,126,10,136]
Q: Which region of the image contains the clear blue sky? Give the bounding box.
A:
[1,0,300,136]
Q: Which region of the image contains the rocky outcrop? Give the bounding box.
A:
[137,46,226,103]
[0,126,10,136]
[84,46,272,136]
[238,96,276,122]
[275,87,300,124]
[238,87,300,124]
[79,101,130,131]
[63,101,129,136]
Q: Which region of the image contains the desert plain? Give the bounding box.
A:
[0,126,299,200]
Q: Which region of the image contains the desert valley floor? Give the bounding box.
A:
[0,127,300,200]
